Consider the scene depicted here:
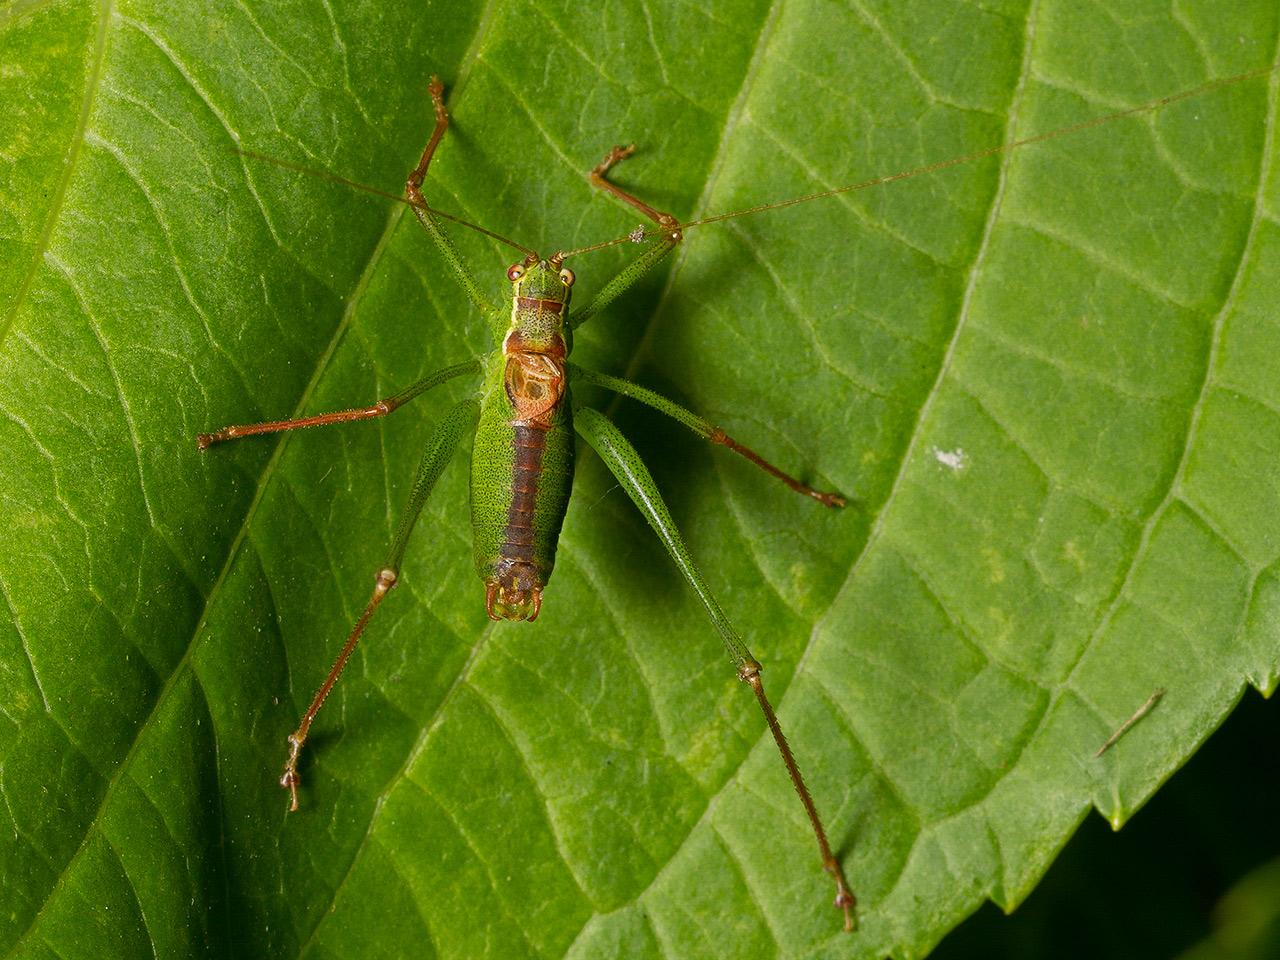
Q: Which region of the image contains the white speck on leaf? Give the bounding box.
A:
[932,447,969,472]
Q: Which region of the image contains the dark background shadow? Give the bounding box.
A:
[932,689,1280,959]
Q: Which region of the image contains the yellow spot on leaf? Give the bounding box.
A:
[982,545,1005,584]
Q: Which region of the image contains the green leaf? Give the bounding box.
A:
[2,1,1277,958]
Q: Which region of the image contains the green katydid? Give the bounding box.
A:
[197,66,1273,933]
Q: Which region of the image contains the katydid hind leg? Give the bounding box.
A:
[573,405,855,931]
[280,397,480,810]
[570,363,846,507]
[196,359,479,449]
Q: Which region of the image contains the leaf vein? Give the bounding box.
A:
[0,0,112,347]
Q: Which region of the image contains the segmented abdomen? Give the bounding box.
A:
[470,362,574,592]
[500,423,547,564]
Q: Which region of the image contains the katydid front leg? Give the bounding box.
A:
[574,405,856,932]
[406,77,497,315]
[570,144,684,330]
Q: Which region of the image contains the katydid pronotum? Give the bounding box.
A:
[197,67,1273,933]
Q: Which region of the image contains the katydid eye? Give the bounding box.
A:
[507,264,525,281]
[559,268,575,286]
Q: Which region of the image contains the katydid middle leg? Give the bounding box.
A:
[571,364,846,508]
[574,405,856,932]
[279,397,480,810]
[196,359,479,449]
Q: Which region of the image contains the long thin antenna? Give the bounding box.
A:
[557,63,1277,260]
[234,147,538,257]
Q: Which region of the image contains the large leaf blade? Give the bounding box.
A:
[1,1,1277,958]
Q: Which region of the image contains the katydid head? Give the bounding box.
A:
[506,255,575,301]
[503,256,575,355]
